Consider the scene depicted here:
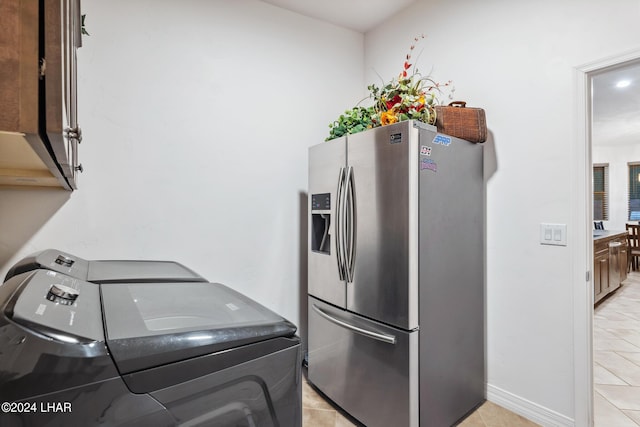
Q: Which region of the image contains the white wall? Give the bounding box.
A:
[594,145,640,231]
[0,0,364,337]
[364,0,640,424]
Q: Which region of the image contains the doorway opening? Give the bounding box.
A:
[575,51,640,427]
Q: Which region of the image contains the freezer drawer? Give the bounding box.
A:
[307,297,418,427]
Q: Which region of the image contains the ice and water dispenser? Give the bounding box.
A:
[311,193,331,254]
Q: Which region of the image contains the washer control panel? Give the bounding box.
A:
[9,270,103,342]
[54,254,75,267]
[46,284,80,305]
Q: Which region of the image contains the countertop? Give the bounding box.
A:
[593,230,627,241]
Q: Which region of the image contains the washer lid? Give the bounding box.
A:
[4,249,89,282]
[87,260,206,283]
[3,249,206,285]
[101,282,297,374]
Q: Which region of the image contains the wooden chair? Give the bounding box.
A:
[594,221,605,230]
[626,224,640,271]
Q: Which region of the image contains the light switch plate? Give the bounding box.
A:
[540,223,567,246]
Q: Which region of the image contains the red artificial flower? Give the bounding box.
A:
[386,94,402,110]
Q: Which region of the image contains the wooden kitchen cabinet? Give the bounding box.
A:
[594,247,608,302]
[593,231,628,304]
[619,238,628,284]
[0,0,83,190]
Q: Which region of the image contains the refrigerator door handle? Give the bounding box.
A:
[345,166,356,282]
[311,304,397,345]
[335,167,347,281]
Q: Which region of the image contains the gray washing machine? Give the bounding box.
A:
[0,270,301,427]
[4,248,206,284]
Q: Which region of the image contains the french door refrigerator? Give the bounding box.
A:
[307,120,484,427]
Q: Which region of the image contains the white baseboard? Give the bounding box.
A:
[486,383,575,427]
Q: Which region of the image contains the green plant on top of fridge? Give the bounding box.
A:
[325,106,376,141]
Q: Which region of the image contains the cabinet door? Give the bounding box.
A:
[601,255,609,294]
[0,0,38,134]
[620,240,628,283]
[595,252,609,302]
[44,0,82,189]
[594,253,601,300]
[608,245,621,293]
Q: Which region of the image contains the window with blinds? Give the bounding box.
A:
[593,164,608,221]
[629,163,640,220]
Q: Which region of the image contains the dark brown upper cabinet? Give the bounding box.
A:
[0,0,83,190]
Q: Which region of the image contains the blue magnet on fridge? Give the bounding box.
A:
[433,134,451,146]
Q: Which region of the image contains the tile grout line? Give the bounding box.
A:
[594,362,632,387]
[614,350,640,371]
[619,408,640,427]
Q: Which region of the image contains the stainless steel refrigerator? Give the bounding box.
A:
[307,120,484,427]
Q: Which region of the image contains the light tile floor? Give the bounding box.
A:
[302,371,539,426]
[594,270,640,426]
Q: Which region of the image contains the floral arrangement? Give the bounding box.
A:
[326,34,452,141]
